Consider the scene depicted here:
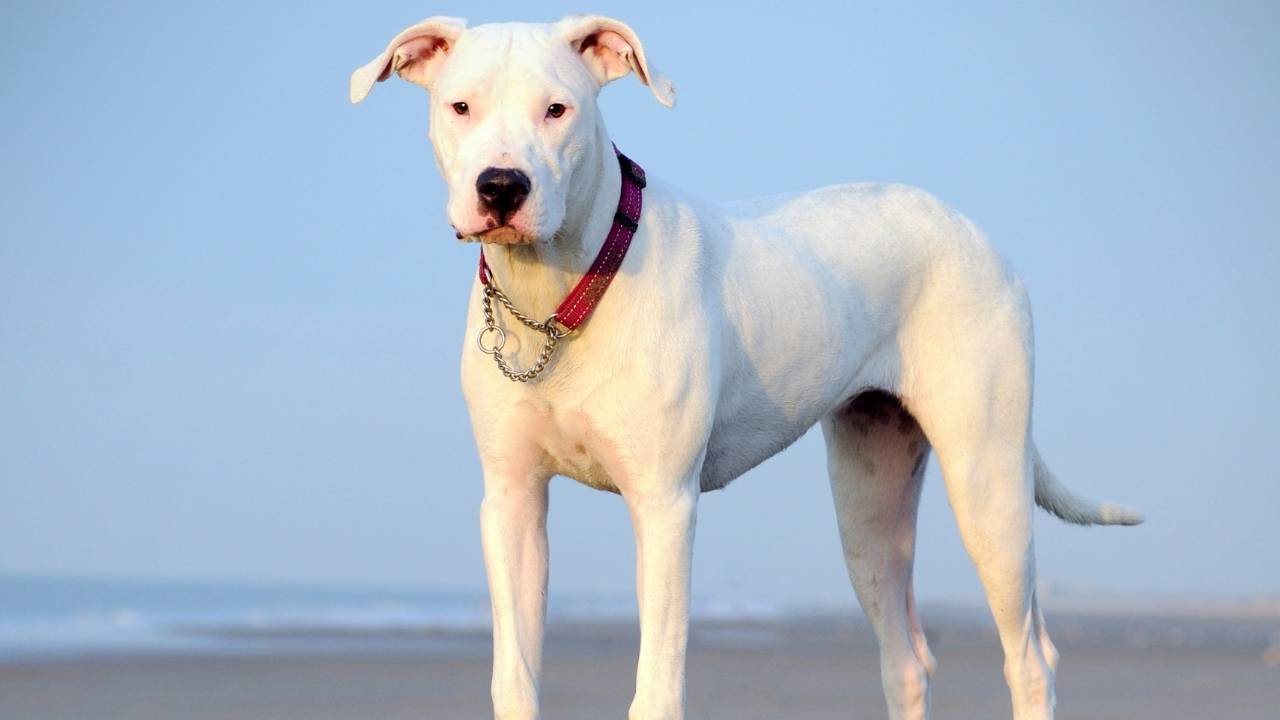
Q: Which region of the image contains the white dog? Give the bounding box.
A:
[352,15,1142,720]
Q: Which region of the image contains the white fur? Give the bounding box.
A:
[352,16,1142,720]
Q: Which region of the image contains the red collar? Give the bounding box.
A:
[477,147,646,333]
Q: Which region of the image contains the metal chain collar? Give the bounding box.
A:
[475,276,571,383]
[471,149,644,383]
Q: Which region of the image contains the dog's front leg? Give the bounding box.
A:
[480,468,551,720]
[624,479,700,720]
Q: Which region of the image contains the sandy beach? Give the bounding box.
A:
[3,609,1277,719]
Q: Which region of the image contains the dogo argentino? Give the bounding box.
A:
[351,14,1143,720]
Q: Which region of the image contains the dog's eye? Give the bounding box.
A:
[451,102,469,116]
[546,103,566,119]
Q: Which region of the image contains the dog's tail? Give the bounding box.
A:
[1033,445,1144,526]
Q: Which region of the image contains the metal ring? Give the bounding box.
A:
[476,326,506,354]
[543,314,568,339]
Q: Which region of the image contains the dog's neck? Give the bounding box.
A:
[477,127,623,319]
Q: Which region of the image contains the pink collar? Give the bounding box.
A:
[477,147,646,333]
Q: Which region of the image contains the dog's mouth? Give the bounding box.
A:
[455,225,536,245]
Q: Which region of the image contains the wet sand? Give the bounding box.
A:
[2,611,1277,719]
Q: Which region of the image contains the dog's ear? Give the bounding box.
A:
[349,17,467,104]
[559,15,675,108]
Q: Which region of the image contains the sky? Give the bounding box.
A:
[2,1,1277,606]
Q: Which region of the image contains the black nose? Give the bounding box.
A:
[476,167,531,221]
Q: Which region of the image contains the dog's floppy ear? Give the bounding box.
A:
[558,15,675,108]
[349,16,467,104]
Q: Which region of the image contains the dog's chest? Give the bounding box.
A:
[502,398,623,493]
[547,443,619,493]
[547,433,625,493]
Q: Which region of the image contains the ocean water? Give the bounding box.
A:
[0,575,599,659]
[0,575,793,660]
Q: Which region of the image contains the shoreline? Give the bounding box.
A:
[3,611,1277,719]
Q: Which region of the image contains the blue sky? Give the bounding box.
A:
[2,1,1277,604]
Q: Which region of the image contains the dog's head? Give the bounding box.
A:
[351,16,674,245]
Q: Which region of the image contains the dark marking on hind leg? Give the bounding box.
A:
[847,390,904,426]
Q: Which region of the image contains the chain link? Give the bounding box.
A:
[476,281,569,383]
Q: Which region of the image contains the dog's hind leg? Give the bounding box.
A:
[822,391,935,720]
[906,301,1058,720]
